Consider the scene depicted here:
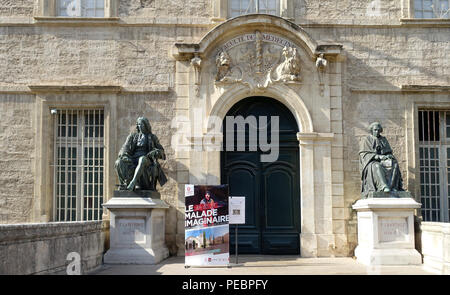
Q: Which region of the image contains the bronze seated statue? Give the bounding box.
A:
[359,122,404,198]
[115,117,167,191]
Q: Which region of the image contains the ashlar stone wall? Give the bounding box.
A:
[0,94,36,223]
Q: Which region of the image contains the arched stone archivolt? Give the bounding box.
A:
[206,83,313,134]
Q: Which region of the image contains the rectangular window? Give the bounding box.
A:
[53,109,104,221]
[414,0,450,18]
[57,0,105,17]
[229,0,279,18]
[418,110,450,222]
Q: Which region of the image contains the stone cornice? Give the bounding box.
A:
[0,16,449,28]
[28,85,122,93]
[399,18,450,27]
[297,132,334,142]
[14,85,171,94]
[401,85,450,93]
[350,85,450,93]
[33,16,120,26]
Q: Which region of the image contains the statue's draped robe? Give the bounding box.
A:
[115,132,167,190]
[359,135,403,195]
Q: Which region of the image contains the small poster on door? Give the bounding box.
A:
[184,185,229,266]
[229,196,245,224]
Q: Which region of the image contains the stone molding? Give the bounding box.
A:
[103,197,170,209]
[29,85,122,93]
[172,14,343,61]
[400,18,450,27]
[352,197,421,210]
[401,85,450,93]
[350,85,450,93]
[33,16,120,26]
[297,132,334,143]
[18,85,171,94]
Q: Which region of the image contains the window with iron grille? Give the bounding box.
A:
[418,110,450,222]
[53,109,105,221]
[57,0,105,17]
[229,0,279,18]
[414,0,450,18]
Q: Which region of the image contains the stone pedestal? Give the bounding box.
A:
[103,193,169,264]
[352,196,422,265]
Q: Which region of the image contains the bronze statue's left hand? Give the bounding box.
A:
[147,149,160,159]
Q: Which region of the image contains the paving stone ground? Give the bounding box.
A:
[90,255,436,275]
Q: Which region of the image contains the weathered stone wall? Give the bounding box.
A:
[0,221,108,274]
[0,94,35,224]
[295,0,402,22]
[119,0,212,18]
[0,26,206,89]
[307,27,450,88]
[0,0,36,17]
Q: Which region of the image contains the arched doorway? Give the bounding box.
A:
[221,96,301,254]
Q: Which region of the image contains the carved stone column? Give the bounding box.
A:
[298,132,334,257]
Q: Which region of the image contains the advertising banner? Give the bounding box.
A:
[185,184,229,266]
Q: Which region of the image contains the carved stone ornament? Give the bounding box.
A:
[214,31,302,90]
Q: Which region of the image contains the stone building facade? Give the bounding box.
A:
[0,0,449,273]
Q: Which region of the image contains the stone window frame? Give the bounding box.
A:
[212,0,293,21]
[31,86,118,223]
[416,109,450,223]
[403,88,450,225]
[36,0,118,19]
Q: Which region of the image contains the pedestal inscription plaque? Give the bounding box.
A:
[117,218,146,245]
[379,217,408,243]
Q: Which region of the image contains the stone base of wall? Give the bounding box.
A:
[0,221,109,275]
[421,222,450,275]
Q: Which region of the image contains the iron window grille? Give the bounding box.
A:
[53,109,105,221]
[418,110,450,222]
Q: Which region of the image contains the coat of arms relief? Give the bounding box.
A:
[214,31,302,90]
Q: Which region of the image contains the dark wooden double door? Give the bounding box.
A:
[221,97,301,254]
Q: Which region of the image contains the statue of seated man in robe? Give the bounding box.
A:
[359,122,403,198]
[115,117,167,191]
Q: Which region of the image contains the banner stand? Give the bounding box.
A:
[235,224,238,265]
[228,196,246,267]
[227,224,244,267]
